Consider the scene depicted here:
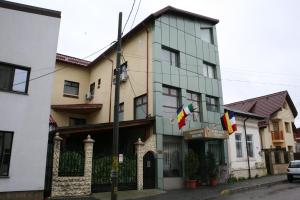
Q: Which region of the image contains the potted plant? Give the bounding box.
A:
[206,152,218,186]
[184,150,200,189]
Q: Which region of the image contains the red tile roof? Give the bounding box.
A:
[56,53,90,67]
[225,91,298,118]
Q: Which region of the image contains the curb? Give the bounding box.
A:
[205,179,286,200]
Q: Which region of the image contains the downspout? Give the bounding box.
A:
[244,117,251,179]
[107,57,114,123]
[144,26,149,117]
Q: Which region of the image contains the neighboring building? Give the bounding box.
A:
[225,107,267,179]
[50,6,226,192]
[294,128,300,152]
[226,91,298,175]
[226,91,298,152]
[0,1,60,199]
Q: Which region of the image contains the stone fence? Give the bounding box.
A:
[266,150,294,175]
[51,133,94,197]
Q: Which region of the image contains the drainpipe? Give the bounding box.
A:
[106,57,114,123]
[244,117,251,179]
[144,25,149,117]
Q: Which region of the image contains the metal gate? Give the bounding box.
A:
[92,155,137,192]
[44,137,53,197]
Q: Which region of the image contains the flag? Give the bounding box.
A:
[183,103,194,115]
[177,105,187,129]
[229,111,237,132]
[220,111,235,134]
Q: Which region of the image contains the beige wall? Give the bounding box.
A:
[51,26,153,126]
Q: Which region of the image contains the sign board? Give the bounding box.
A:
[184,127,228,140]
[119,154,123,163]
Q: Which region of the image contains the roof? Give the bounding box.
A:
[224,106,264,120]
[89,6,219,67]
[56,53,90,67]
[0,0,61,18]
[225,91,298,118]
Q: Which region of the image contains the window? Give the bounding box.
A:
[0,62,30,94]
[235,133,243,157]
[285,122,290,133]
[161,47,180,67]
[246,135,254,157]
[200,28,214,44]
[272,121,279,132]
[162,86,180,119]
[0,131,13,176]
[119,103,124,121]
[163,136,182,177]
[134,94,147,120]
[97,79,101,88]
[206,96,218,112]
[69,118,86,126]
[90,82,95,97]
[203,62,216,79]
[186,91,201,121]
[64,80,79,97]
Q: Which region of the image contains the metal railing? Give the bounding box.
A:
[271,131,284,141]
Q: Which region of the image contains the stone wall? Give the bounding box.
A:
[0,190,43,200]
[135,134,156,190]
[51,133,94,197]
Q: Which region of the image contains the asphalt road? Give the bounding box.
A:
[215,181,300,200]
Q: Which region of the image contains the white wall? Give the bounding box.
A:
[228,117,266,178]
[0,7,60,192]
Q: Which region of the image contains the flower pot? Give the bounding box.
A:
[210,178,218,186]
[186,179,198,189]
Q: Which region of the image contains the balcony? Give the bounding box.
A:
[271,131,284,142]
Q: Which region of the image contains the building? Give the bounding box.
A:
[294,128,300,152]
[0,1,61,199]
[226,91,298,175]
[224,107,267,179]
[50,6,226,192]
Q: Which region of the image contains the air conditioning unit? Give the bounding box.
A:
[85,92,93,101]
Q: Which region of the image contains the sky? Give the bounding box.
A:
[11,0,300,126]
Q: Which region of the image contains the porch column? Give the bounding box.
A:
[135,138,145,190]
[52,133,63,178]
[83,135,95,195]
[279,151,285,164]
[288,151,294,161]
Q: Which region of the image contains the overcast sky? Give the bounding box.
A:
[12,0,300,126]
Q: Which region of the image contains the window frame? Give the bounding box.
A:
[200,27,214,44]
[161,46,180,67]
[206,95,219,112]
[235,133,243,158]
[285,122,291,133]
[90,82,95,97]
[162,85,180,119]
[246,134,254,157]
[203,62,216,79]
[163,136,182,177]
[134,94,148,120]
[0,130,14,177]
[63,80,80,98]
[69,117,86,126]
[186,91,201,121]
[0,61,31,94]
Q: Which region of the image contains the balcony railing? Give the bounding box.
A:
[271,131,284,141]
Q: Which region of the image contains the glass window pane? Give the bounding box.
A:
[208,65,214,78]
[12,69,28,92]
[201,28,213,44]
[163,138,182,177]
[161,49,170,63]
[203,64,208,77]
[0,132,13,176]
[170,88,178,96]
[0,65,12,90]
[136,105,147,119]
[163,95,177,107]
[162,86,169,94]
[64,81,79,96]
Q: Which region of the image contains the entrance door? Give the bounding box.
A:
[143,151,155,189]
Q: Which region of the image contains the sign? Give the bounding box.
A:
[184,127,228,140]
[119,154,123,163]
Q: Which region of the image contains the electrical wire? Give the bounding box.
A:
[122,0,136,34]
[130,0,142,30]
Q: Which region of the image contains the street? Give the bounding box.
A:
[215,181,300,200]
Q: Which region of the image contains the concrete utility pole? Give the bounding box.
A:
[111,12,122,200]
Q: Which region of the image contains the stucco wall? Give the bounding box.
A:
[0,7,60,192]
[228,117,267,178]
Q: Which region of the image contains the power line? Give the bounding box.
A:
[82,41,116,60]
[130,0,141,30]
[122,0,136,34]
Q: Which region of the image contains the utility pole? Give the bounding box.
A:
[243,117,251,179]
[111,12,122,200]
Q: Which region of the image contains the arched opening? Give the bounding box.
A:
[143,151,155,189]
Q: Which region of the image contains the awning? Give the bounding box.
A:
[183,127,228,140]
[50,117,155,135]
[51,103,102,114]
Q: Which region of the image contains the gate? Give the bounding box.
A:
[44,138,53,197]
[143,151,155,189]
[92,155,137,192]
[265,150,271,175]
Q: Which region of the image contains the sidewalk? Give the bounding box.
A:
[51,175,286,200]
